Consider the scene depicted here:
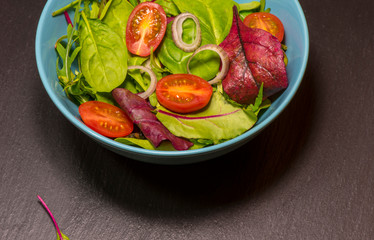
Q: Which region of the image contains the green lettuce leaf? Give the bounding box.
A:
[156,91,257,144]
[115,138,204,150]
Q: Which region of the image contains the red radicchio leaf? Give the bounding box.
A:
[112,88,194,151]
[219,6,288,105]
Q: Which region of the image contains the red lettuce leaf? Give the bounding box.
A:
[219,6,288,104]
[112,88,193,151]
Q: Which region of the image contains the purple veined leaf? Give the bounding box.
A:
[112,88,194,150]
[219,6,288,105]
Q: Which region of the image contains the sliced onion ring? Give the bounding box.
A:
[172,12,201,52]
[127,66,157,99]
[186,44,229,85]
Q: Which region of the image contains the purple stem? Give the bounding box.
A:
[64,11,73,27]
[38,195,63,240]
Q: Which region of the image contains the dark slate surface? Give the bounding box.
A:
[1,0,374,239]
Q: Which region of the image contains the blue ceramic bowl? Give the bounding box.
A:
[36,0,309,164]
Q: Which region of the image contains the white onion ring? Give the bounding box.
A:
[172,12,201,52]
[142,58,151,70]
[186,44,230,85]
[127,66,157,99]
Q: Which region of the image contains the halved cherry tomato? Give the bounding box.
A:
[243,12,285,42]
[126,2,167,57]
[156,74,213,113]
[79,101,133,138]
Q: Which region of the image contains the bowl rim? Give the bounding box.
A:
[35,0,309,160]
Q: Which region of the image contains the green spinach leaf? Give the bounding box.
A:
[154,0,180,17]
[172,0,234,44]
[102,0,134,42]
[79,12,128,92]
[158,0,235,80]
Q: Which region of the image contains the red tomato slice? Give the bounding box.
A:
[126,2,167,57]
[78,101,133,138]
[156,74,213,113]
[243,12,285,42]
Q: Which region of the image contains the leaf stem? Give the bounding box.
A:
[38,195,63,240]
[64,11,73,27]
[52,0,80,17]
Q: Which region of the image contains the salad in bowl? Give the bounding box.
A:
[36,0,309,164]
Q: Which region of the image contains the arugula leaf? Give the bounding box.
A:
[55,0,95,104]
[52,0,80,17]
[79,11,128,92]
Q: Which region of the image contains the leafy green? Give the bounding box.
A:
[51,0,274,149]
[97,0,114,20]
[52,0,80,17]
[260,0,271,12]
[55,0,95,105]
[102,0,154,94]
[115,137,204,150]
[102,0,134,42]
[158,0,235,80]
[156,90,258,144]
[158,21,220,80]
[79,12,128,92]
[90,1,101,18]
[238,1,261,20]
[127,0,138,7]
[244,83,271,115]
[154,0,180,17]
[115,138,176,150]
[127,55,150,92]
[172,0,234,44]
